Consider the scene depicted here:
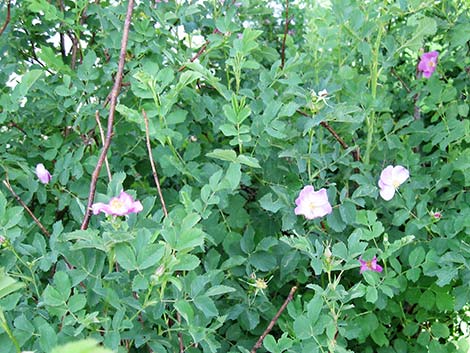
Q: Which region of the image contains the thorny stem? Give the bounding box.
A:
[81,0,134,230]
[250,286,297,353]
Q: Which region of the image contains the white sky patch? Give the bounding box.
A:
[6,72,21,89]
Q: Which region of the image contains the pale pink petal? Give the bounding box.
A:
[379,165,394,186]
[118,191,134,206]
[295,185,315,206]
[310,188,330,207]
[35,163,52,184]
[92,202,110,215]
[129,200,143,214]
[392,166,409,186]
[379,184,396,201]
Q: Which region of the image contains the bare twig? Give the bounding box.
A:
[0,0,11,37]
[250,286,297,353]
[3,177,50,237]
[296,109,361,161]
[178,41,209,72]
[81,0,135,230]
[177,312,184,353]
[142,109,168,217]
[7,121,27,135]
[143,109,178,349]
[390,68,411,93]
[94,110,112,182]
[69,31,79,69]
[280,0,289,69]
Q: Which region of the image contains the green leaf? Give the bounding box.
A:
[365,286,378,303]
[0,269,25,300]
[206,149,238,162]
[173,254,200,271]
[237,155,261,168]
[371,325,388,347]
[431,322,450,339]
[137,243,165,270]
[175,228,205,252]
[409,246,426,268]
[418,290,435,310]
[205,285,236,297]
[115,244,138,271]
[174,300,194,323]
[263,335,279,353]
[51,339,114,353]
[193,295,218,318]
[223,163,241,190]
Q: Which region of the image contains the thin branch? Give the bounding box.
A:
[390,67,411,93]
[178,41,209,72]
[142,109,168,217]
[143,108,178,349]
[58,0,67,60]
[0,0,11,37]
[280,0,289,69]
[177,312,184,353]
[2,177,50,237]
[94,110,112,182]
[250,286,297,353]
[296,109,361,161]
[81,0,135,230]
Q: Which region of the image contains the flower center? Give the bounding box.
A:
[110,198,125,212]
[366,260,373,269]
[309,201,318,211]
[427,61,435,68]
[392,179,401,188]
[255,278,267,289]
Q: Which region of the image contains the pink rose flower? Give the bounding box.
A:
[92,191,143,216]
[359,256,383,274]
[294,185,332,220]
[378,165,409,201]
[418,51,438,78]
[35,163,52,184]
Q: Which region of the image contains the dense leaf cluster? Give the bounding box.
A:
[1,1,470,352]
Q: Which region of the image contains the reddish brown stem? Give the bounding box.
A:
[81,0,134,230]
[0,0,11,37]
[296,109,361,161]
[178,42,209,72]
[280,0,289,69]
[3,178,50,237]
[250,286,297,353]
[142,109,168,217]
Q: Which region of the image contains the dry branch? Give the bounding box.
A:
[250,286,297,353]
[142,109,168,217]
[0,0,11,37]
[81,0,135,230]
[3,177,50,237]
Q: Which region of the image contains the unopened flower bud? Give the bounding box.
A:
[324,246,332,259]
[154,264,165,277]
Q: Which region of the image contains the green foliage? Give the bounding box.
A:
[0,0,470,352]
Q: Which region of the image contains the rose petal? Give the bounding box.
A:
[379,184,396,201]
[392,165,410,186]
